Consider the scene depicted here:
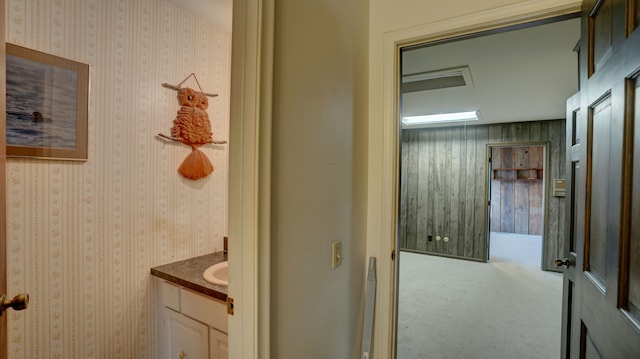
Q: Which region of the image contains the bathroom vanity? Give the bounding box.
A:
[151,252,228,359]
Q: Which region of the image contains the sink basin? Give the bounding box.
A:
[203,261,228,286]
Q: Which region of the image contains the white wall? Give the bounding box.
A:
[269,0,369,357]
[5,0,231,357]
[367,0,581,357]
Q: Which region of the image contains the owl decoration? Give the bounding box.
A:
[171,87,215,180]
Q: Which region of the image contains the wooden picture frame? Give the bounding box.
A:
[5,43,89,160]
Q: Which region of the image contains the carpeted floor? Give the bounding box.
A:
[397,232,563,359]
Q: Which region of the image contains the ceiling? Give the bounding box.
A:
[401,17,581,129]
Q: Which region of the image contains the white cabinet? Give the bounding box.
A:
[156,279,228,359]
[167,309,209,359]
[210,328,229,359]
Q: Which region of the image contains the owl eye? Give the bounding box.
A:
[188,95,194,100]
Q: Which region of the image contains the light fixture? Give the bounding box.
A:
[402,111,479,126]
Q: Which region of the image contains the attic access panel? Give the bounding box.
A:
[401,66,473,93]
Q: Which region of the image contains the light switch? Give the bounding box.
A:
[332,240,342,269]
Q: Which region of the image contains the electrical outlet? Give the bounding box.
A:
[332,240,342,269]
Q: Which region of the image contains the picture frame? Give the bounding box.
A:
[5,43,89,160]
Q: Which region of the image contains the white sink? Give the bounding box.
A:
[203,261,228,286]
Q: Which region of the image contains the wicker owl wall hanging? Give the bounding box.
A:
[158,73,226,180]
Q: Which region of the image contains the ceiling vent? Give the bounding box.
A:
[401,66,474,93]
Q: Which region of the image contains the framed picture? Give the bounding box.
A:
[5,43,89,160]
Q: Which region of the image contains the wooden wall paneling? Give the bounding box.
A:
[405,130,419,250]
[548,120,566,270]
[546,121,560,270]
[529,146,544,235]
[540,120,551,143]
[417,130,430,252]
[457,127,469,256]
[488,124,502,143]
[500,123,513,143]
[529,120,542,141]
[443,128,453,255]
[474,126,489,260]
[400,131,410,250]
[426,130,436,253]
[449,128,461,257]
[546,120,561,271]
[400,131,409,249]
[507,123,517,140]
[438,129,447,255]
[490,146,502,232]
[399,120,565,264]
[413,130,422,250]
[488,125,502,234]
[431,129,440,254]
[515,122,526,142]
[514,147,531,234]
[547,123,558,270]
[464,127,477,258]
[433,129,444,254]
[558,123,566,264]
[438,129,446,254]
[501,147,515,232]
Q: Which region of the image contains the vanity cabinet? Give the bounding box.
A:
[167,309,209,359]
[210,329,229,359]
[156,279,228,359]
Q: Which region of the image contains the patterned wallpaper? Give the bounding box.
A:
[5,0,231,357]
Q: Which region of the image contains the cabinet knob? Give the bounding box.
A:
[179,351,187,359]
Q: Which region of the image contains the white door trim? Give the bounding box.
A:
[367,1,582,357]
[228,0,275,358]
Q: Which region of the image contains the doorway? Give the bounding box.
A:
[488,144,545,270]
[396,16,578,358]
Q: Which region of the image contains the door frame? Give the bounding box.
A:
[1,0,7,357]
[367,1,582,357]
[486,142,549,270]
[227,0,275,358]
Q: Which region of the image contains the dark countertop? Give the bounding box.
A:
[151,251,228,302]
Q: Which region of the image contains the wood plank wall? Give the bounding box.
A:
[400,119,566,269]
[490,146,544,235]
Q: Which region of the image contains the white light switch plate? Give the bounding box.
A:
[332,240,342,269]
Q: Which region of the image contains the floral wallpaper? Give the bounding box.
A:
[5,0,230,357]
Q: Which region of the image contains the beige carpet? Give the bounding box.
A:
[397,232,563,359]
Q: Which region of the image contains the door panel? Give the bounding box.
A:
[582,324,603,359]
[562,0,640,357]
[630,0,640,34]
[586,95,615,289]
[589,0,613,76]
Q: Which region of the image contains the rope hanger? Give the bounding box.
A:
[161,72,218,98]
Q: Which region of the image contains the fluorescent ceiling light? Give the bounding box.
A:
[402,111,479,126]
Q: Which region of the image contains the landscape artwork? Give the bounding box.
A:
[5,43,89,160]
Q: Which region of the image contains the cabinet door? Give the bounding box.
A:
[167,309,209,359]
[209,328,228,359]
